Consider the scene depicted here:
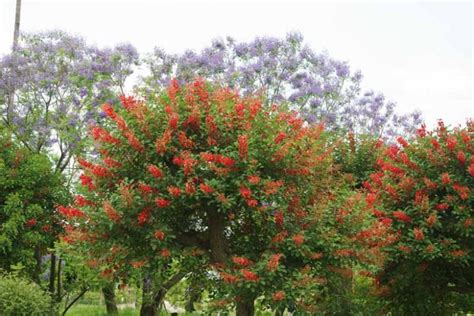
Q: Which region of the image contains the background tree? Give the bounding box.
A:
[0,129,67,285]
[365,120,474,313]
[139,33,422,137]
[0,30,139,174]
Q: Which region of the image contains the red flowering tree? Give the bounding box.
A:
[365,121,474,313]
[61,79,382,315]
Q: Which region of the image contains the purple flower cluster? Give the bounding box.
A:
[140,32,422,137]
[0,31,139,171]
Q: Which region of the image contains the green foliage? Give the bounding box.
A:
[0,130,68,279]
[366,121,474,313]
[0,273,53,315]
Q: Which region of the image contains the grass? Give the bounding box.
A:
[66,304,138,316]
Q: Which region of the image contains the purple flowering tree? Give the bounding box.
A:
[140,33,422,136]
[0,30,139,173]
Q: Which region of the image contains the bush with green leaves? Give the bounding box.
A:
[0,274,53,315]
[0,130,68,282]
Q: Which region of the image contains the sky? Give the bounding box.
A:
[0,0,472,127]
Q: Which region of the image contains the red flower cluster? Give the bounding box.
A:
[57,206,85,218]
[148,164,163,179]
[392,210,412,223]
[241,269,259,282]
[200,183,214,194]
[232,256,251,266]
[155,198,171,208]
[154,230,165,240]
[168,186,181,197]
[267,253,282,271]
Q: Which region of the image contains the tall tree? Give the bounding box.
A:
[13,0,22,49]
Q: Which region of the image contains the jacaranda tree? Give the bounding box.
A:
[0,30,139,173]
[60,79,386,315]
[365,120,474,314]
[140,33,422,137]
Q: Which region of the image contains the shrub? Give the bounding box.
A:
[0,274,53,315]
[365,121,474,313]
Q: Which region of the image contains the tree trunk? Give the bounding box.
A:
[236,297,255,316]
[57,258,62,302]
[7,0,21,124]
[208,209,228,264]
[102,284,118,315]
[140,277,156,316]
[275,307,285,316]
[13,0,21,49]
[32,246,42,285]
[49,253,56,296]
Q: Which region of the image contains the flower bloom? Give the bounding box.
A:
[457,151,466,165]
[79,174,95,190]
[413,228,424,241]
[240,186,252,199]
[241,269,259,282]
[446,136,457,151]
[292,234,304,246]
[185,180,196,194]
[154,230,165,240]
[441,172,451,184]
[393,210,412,223]
[155,198,171,208]
[435,203,449,211]
[426,213,437,227]
[161,248,171,258]
[272,291,285,302]
[218,156,235,167]
[26,218,37,227]
[220,272,238,283]
[124,131,144,152]
[148,164,163,178]
[274,132,287,144]
[396,136,409,148]
[138,183,154,195]
[75,195,94,207]
[103,202,121,223]
[57,206,85,218]
[232,256,251,266]
[104,157,122,168]
[137,208,151,225]
[464,218,473,228]
[238,135,248,159]
[267,253,283,271]
[168,186,181,197]
[248,175,260,184]
[380,217,393,227]
[272,230,288,243]
[274,211,284,226]
[200,183,214,194]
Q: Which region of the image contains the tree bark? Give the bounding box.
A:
[208,209,228,264]
[13,0,21,49]
[32,246,42,285]
[49,253,56,296]
[236,297,255,316]
[57,258,62,302]
[102,284,119,315]
[7,0,22,124]
[140,277,156,316]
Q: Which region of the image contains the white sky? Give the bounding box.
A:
[1,0,472,127]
